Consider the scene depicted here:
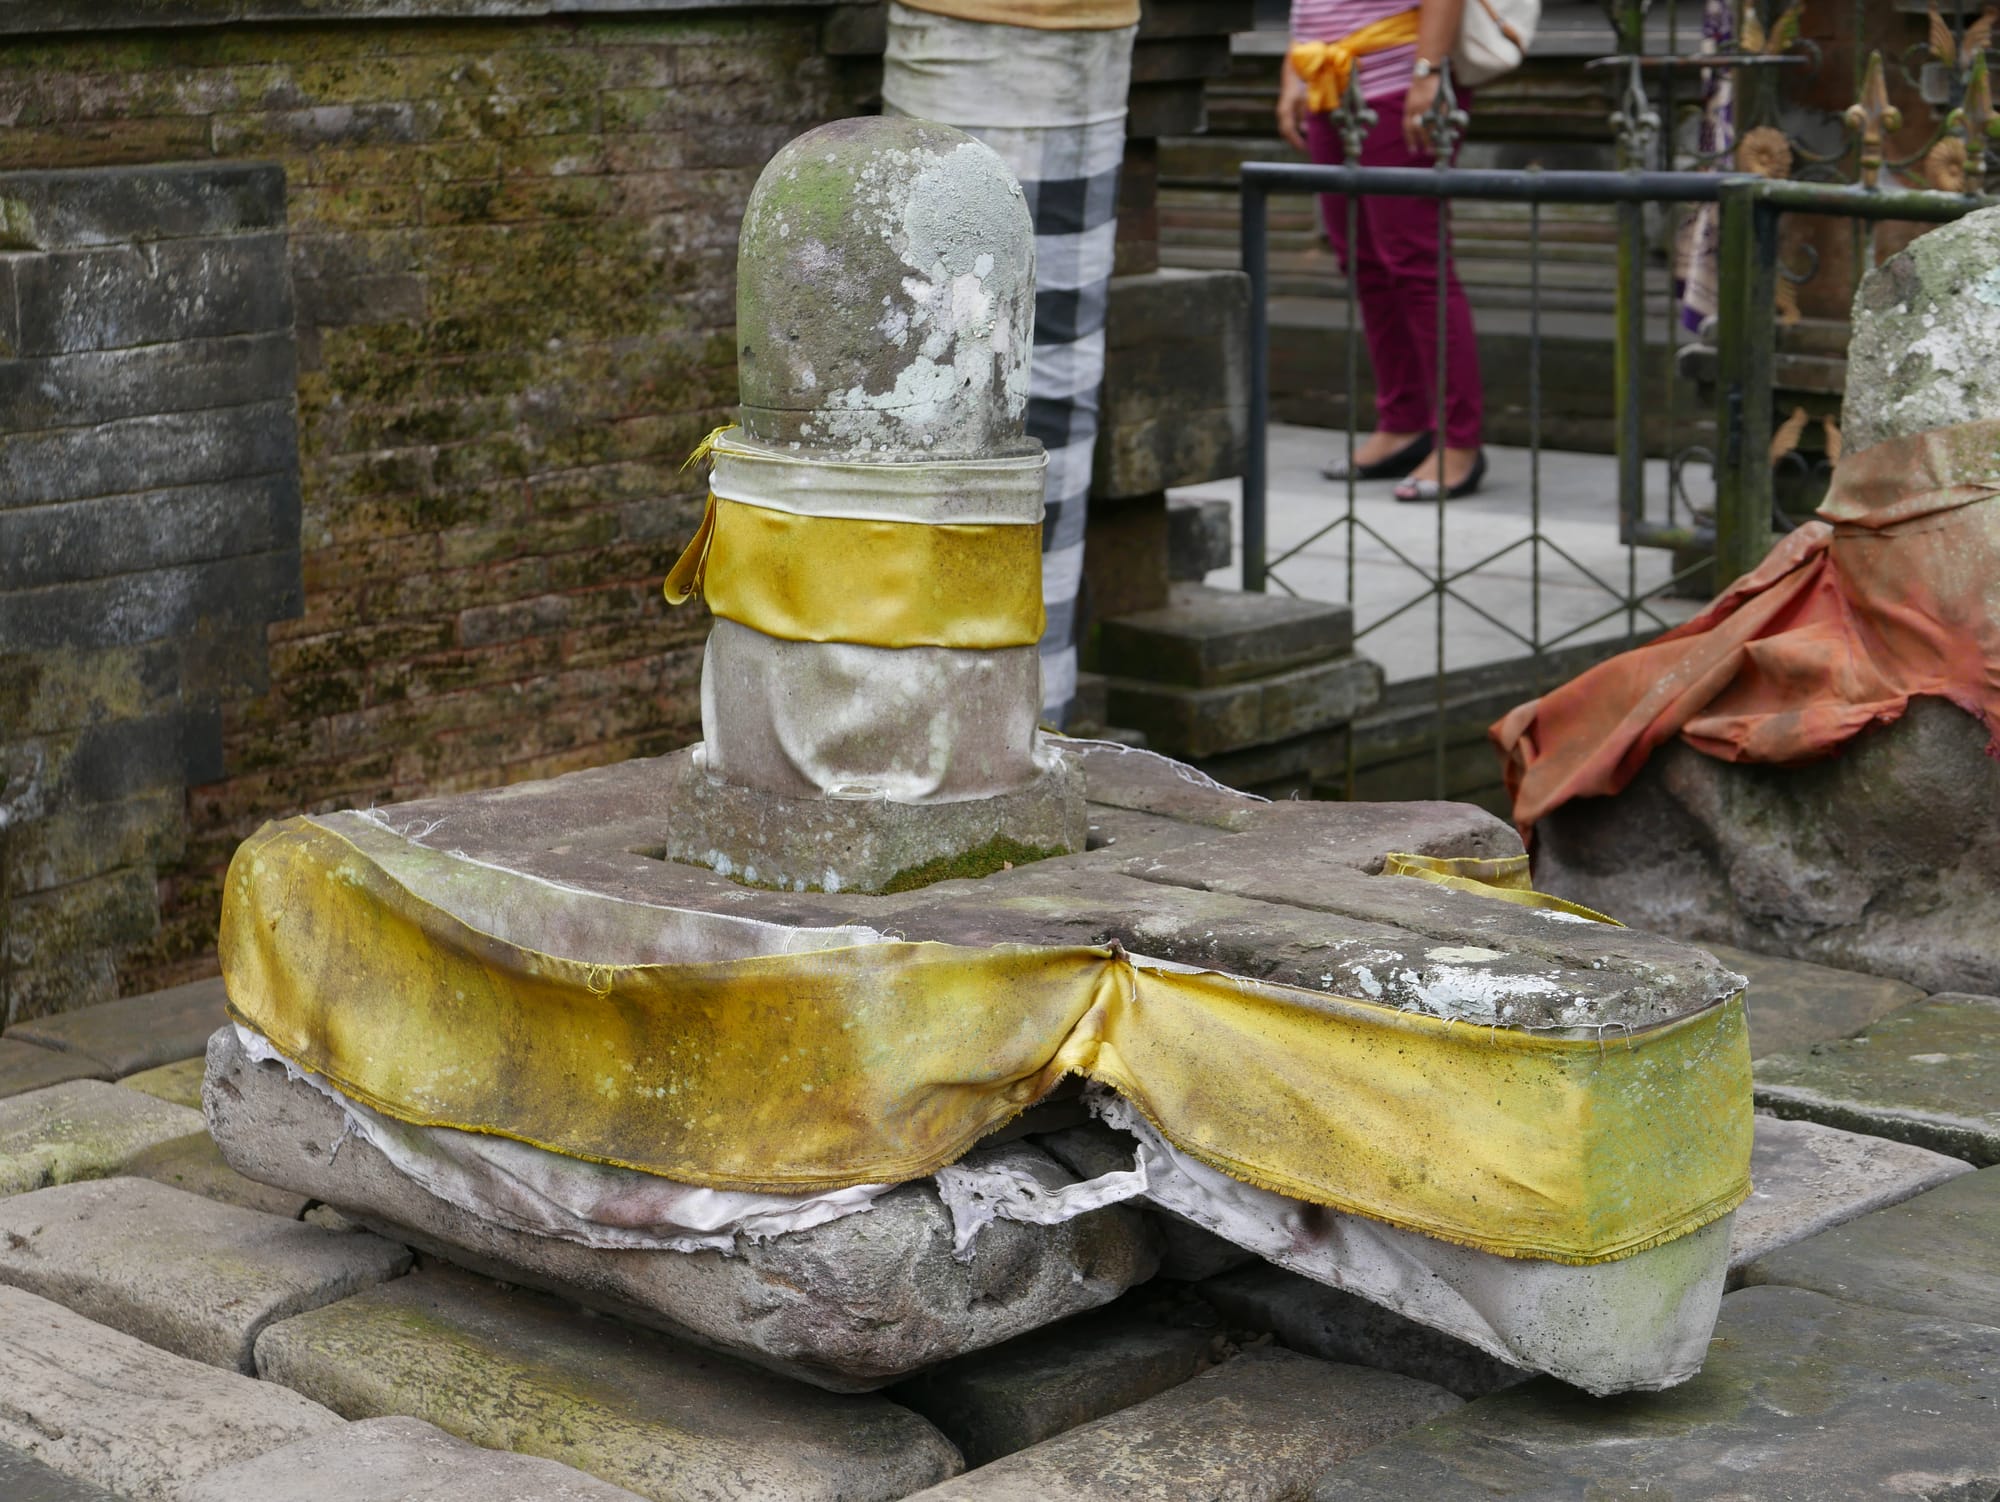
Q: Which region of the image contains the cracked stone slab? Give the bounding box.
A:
[1727,1115,1971,1277]
[175,1416,649,1502]
[253,1267,963,1502]
[901,1346,1461,1501]
[10,977,227,1078]
[1755,992,2000,1164]
[0,1284,341,1501]
[1740,1165,2000,1328]
[206,1027,1159,1392]
[1307,1286,2000,1500]
[0,1080,204,1198]
[0,1176,411,1372]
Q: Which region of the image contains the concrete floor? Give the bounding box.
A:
[1173,423,1707,684]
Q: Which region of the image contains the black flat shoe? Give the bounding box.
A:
[1395,449,1488,503]
[1322,431,1434,483]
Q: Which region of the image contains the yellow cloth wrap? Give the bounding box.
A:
[1289,10,1423,113]
[220,817,1754,1266]
[1383,852,1624,926]
[664,492,1046,650]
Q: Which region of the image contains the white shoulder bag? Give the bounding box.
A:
[1454,0,1540,86]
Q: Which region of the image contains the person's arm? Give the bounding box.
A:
[1403,0,1467,154]
[1278,51,1311,153]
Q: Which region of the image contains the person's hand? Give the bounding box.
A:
[1277,57,1311,154]
[1403,69,1441,155]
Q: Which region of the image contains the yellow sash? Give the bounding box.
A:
[1290,9,1423,113]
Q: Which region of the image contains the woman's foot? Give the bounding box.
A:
[1322,430,1433,483]
[1395,446,1486,502]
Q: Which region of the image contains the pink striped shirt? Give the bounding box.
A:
[1290,0,1418,103]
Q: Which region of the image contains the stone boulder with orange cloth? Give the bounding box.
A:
[1494,206,2000,995]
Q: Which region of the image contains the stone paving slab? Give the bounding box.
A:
[1728,1114,1971,1277]
[889,1303,1221,1467]
[122,1130,313,1219]
[1740,1165,2000,1328]
[0,1037,110,1099]
[1703,941,1925,1059]
[1755,992,2000,1164]
[0,1284,341,1501]
[252,1267,964,1502]
[0,1176,411,1372]
[901,1345,1461,1500]
[1195,1262,1528,1399]
[0,1081,204,1197]
[1306,1286,2000,1500]
[119,1057,205,1109]
[1,1442,127,1502]
[9,977,227,1077]
[175,1415,648,1502]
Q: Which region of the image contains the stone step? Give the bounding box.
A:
[0,1176,411,1373]
[178,1415,649,1502]
[889,1302,1222,1468]
[0,1080,204,1198]
[1702,942,1925,1060]
[252,1266,964,1502]
[1754,991,2000,1164]
[0,1284,342,1499]
[1104,652,1382,759]
[1727,1115,1971,1279]
[1188,726,1345,801]
[900,1345,1460,1500]
[1739,1164,2000,1329]
[1099,583,1354,689]
[1306,1286,2000,1499]
[0,1038,108,1099]
[8,976,227,1079]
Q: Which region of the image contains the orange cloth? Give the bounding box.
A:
[1289,10,1423,113]
[1492,420,2000,837]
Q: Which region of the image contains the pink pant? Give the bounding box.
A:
[1306,100,1484,450]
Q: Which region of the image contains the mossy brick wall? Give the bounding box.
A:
[0,9,875,1016]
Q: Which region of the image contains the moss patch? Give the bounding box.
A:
[878,835,1070,894]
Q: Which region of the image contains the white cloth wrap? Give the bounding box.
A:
[700,435,1052,802]
[882,3,1137,129]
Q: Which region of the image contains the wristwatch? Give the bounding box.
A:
[1412,57,1438,79]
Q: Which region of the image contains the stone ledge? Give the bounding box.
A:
[0,0,836,37]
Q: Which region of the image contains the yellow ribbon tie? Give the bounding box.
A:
[1290,8,1423,113]
[1383,852,1624,926]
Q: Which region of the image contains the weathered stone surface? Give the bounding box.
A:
[0,1176,409,1371]
[1105,653,1382,759]
[1729,1114,1971,1276]
[1536,698,2000,995]
[1704,941,1926,1058]
[119,1055,206,1109]
[176,1415,649,1502]
[10,976,227,1077]
[1196,1263,1527,1399]
[122,1129,313,1218]
[0,1080,203,1197]
[0,1037,108,1099]
[902,1346,1460,1500]
[207,1028,1160,1392]
[1308,1287,2000,1499]
[1843,203,2000,451]
[0,1284,341,1500]
[1166,495,1232,582]
[254,1267,963,1502]
[890,1304,1220,1467]
[1755,992,2000,1164]
[1741,1165,2000,1327]
[1036,1121,1252,1280]
[1098,583,1353,688]
[0,1442,126,1502]
[1095,271,1248,500]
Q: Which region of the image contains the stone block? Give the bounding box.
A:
[0,550,302,655]
[0,163,286,251]
[902,1346,1460,1500]
[0,1442,125,1502]
[0,333,295,432]
[0,1283,341,1500]
[1307,1287,2000,1499]
[175,1416,649,1502]
[206,1027,1161,1392]
[253,1267,963,1502]
[1126,83,1205,139]
[1706,941,1928,1059]
[0,1079,203,1197]
[0,1037,108,1099]
[1129,34,1234,84]
[8,233,292,357]
[11,975,228,1077]
[1081,494,1171,620]
[1105,653,1382,759]
[1094,271,1247,499]
[123,1129,314,1218]
[1190,727,1345,801]
[1755,992,2000,1164]
[0,401,299,510]
[1166,496,1231,582]
[0,476,297,593]
[1099,583,1353,688]
[1728,1114,1971,1276]
[120,1056,207,1109]
[1196,1263,1527,1400]
[1740,1165,2000,1327]
[890,1304,1220,1467]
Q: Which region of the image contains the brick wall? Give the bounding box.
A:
[0,9,875,1017]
